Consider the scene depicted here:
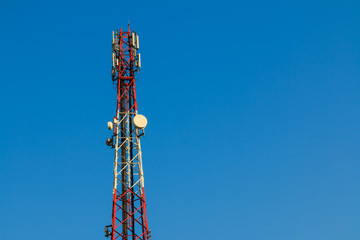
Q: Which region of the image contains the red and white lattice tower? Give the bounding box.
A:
[105,25,151,240]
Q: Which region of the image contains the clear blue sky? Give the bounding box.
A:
[0,0,359,239]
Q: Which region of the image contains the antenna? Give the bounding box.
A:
[136,53,141,68]
[136,34,139,49]
[132,32,136,47]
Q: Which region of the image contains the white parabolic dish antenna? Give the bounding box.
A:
[133,114,148,129]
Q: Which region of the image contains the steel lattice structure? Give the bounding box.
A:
[105,25,150,240]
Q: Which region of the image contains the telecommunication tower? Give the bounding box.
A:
[104,25,151,240]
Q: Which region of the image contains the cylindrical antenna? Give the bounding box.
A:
[137,53,141,68]
[136,34,140,49]
[132,32,136,47]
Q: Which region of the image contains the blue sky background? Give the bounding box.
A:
[1,0,359,239]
